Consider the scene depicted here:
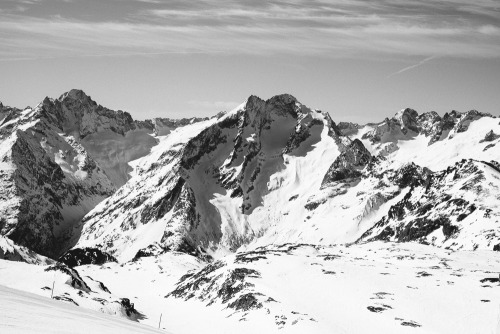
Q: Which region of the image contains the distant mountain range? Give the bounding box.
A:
[1,89,498,262]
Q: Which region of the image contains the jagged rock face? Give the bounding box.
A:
[337,122,360,136]
[73,94,346,261]
[37,90,159,187]
[0,104,116,257]
[321,139,372,187]
[59,247,117,268]
[417,111,442,143]
[450,110,491,135]
[360,108,423,144]
[358,159,500,250]
[0,104,23,127]
[480,130,500,143]
[39,89,137,139]
[0,235,55,265]
[394,108,419,134]
[359,108,493,148]
[0,90,204,258]
[389,162,431,188]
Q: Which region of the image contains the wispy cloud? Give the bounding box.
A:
[388,56,438,77]
[0,0,499,61]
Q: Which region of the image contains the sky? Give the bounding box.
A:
[0,0,499,123]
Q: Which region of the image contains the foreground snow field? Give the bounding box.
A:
[0,285,165,334]
[2,242,500,334]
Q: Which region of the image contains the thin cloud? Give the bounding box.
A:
[388,56,438,77]
[0,0,499,61]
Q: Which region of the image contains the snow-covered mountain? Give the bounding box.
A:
[2,90,500,334]
[0,89,207,258]
[73,94,350,261]
[71,94,500,264]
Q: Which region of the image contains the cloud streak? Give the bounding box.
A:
[0,0,499,61]
[388,56,438,77]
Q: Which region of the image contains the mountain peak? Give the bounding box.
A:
[394,107,418,119]
[245,95,265,108]
[244,94,298,110]
[267,93,297,104]
[58,89,94,104]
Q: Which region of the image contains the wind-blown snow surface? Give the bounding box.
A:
[2,242,500,334]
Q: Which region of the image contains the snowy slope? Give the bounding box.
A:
[0,102,116,257]
[164,242,500,334]
[3,242,500,334]
[0,285,165,334]
[0,258,153,323]
[0,90,206,257]
[73,94,356,261]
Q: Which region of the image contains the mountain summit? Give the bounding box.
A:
[68,93,500,263]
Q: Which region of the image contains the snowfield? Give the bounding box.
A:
[2,242,500,334]
[0,285,165,334]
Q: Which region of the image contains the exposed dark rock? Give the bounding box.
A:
[132,243,170,261]
[390,162,431,188]
[120,298,137,317]
[416,271,432,277]
[396,108,420,134]
[480,277,500,284]
[166,260,226,299]
[217,268,261,303]
[59,248,117,268]
[53,295,79,306]
[321,139,371,187]
[480,130,500,143]
[358,159,492,247]
[45,263,92,292]
[367,306,386,313]
[401,321,421,327]
[227,293,263,311]
[337,122,360,136]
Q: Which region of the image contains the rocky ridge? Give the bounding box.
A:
[74,94,355,261]
[1,90,499,264]
[0,90,213,258]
